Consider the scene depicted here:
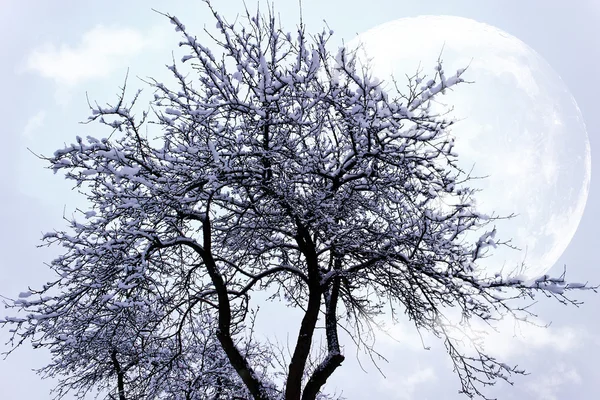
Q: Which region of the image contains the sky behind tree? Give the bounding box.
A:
[1,1,599,399]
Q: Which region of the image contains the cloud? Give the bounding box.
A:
[382,367,436,400]
[22,110,46,139]
[374,320,429,351]
[476,317,582,358]
[375,311,585,361]
[25,24,168,87]
[441,314,585,362]
[526,363,582,400]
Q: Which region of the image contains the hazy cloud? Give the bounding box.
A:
[22,110,46,139]
[379,311,585,360]
[387,367,436,400]
[375,320,429,351]
[25,24,168,87]
[526,363,582,400]
[480,317,583,358]
[443,314,585,360]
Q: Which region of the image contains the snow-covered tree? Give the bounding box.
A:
[2,2,595,399]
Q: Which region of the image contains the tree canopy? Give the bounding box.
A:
[2,2,595,400]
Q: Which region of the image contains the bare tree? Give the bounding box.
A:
[2,2,595,399]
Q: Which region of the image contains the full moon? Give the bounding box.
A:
[348,16,591,279]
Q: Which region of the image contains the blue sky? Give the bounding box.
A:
[1,0,599,399]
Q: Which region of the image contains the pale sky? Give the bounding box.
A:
[1,0,599,399]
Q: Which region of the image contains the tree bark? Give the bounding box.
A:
[201,214,271,400]
[302,257,345,400]
[110,349,127,400]
[285,224,322,400]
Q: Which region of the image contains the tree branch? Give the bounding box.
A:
[285,223,323,400]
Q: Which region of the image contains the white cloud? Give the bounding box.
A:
[377,312,585,360]
[382,367,436,400]
[375,321,428,350]
[460,317,582,360]
[25,24,169,87]
[526,363,582,400]
[476,317,582,358]
[22,110,46,139]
